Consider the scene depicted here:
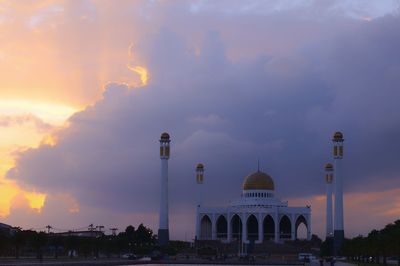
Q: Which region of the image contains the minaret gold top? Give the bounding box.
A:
[196,163,204,184]
[333,131,344,141]
[160,132,170,141]
[160,132,170,158]
[325,163,333,183]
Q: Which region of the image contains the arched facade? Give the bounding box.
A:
[200,215,212,239]
[231,214,242,240]
[216,215,227,239]
[279,215,291,239]
[197,211,311,243]
[196,170,312,243]
[295,215,308,239]
[247,215,258,241]
[263,215,275,240]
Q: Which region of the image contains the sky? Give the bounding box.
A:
[1,0,400,240]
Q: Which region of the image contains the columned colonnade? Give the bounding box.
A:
[199,211,311,243]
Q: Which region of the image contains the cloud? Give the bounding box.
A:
[0,114,53,132]
[3,1,400,240]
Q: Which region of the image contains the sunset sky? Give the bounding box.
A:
[1,0,400,240]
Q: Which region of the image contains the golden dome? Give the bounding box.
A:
[196,163,204,170]
[243,171,274,190]
[333,131,343,141]
[325,163,333,170]
[160,132,170,140]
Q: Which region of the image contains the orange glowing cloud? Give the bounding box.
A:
[127,65,149,86]
[24,191,47,212]
[0,0,148,221]
[0,100,79,126]
[0,98,79,218]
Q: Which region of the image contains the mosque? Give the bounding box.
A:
[194,166,312,244]
[157,131,345,252]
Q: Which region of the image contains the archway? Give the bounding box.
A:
[247,214,259,241]
[200,215,212,239]
[263,215,275,240]
[231,214,242,240]
[295,215,308,239]
[216,215,228,239]
[279,215,291,239]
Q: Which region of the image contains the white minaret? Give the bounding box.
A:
[158,132,170,246]
[195,163,204,240]
[325,163,334,239]
[332,131,344,253]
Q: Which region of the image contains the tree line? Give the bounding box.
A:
[0,223,185,259]
[321,219,400,265]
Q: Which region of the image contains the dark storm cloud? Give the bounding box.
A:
[6,3,400,237]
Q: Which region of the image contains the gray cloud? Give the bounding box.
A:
[5,3,400,239]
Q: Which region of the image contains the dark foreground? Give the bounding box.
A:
[0,258,306,266]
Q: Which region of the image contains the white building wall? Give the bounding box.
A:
[197,204,311,243]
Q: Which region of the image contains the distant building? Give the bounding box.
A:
[0,222,19,236]
[55,230,104,238]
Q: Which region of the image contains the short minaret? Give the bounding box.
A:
[158,132,170,246]
[325,163,334,239]
[196,163,204,206]
[195,163,204,240]
[332,131,344,253]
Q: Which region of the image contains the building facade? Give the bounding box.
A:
[196,170,311,244]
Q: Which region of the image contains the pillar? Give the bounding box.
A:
[274,212,279,243]
[242,213,247,244]
[325,163,334,239]
[307,214,312,240]
[227,213,232,242]
[195,163,204,241]
[291,214,296,240]
[212,213,217,240]
[158,132,170,246]
[333,131,344,253]
[195,211,200,240]
[257,213,263,244]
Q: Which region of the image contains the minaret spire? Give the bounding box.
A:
[158,132,171,246]
[332,131,344,254]
[325,163,334,239]
[257,159,260,172]
[195,163,204,240]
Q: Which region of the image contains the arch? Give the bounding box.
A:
[200,215,212,239]
[295,215,308,239]
[216,215,228,239]
[247,214,258,241]
[231,214,242,240]
[279,215,291,239]
[263,215,275,240]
